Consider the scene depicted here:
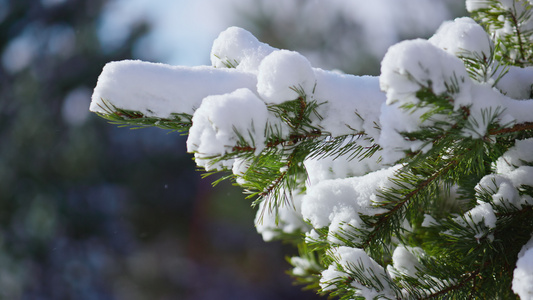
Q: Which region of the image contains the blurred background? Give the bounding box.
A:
[0,0,465,299]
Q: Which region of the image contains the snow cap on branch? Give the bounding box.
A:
[495,138,533,173]
[496,66,533,100]
[313,70,385,137]
[429,17,493,59]
[90,60,257,118]
[255,192,308,241]
[388,245,424,279]
[301,165,400,244]
[257,49,316,104]
[304,146,383,186]
[378,38,473,162]
[513,235,533,299]
[211,26,276,73]
[320,246,394,299]
[380,39,471,108]
[186,88,268,170]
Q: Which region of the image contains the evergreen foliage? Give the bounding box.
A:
[92,0,533,298]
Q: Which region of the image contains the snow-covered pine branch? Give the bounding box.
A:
[90,1,533,298]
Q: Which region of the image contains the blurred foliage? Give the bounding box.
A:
[0,1,317,299]
[231,0,466,75]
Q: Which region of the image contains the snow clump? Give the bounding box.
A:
[320,246,394,299]
[257,50,316,104]
[429,17,493,59]
[90,60,257,118]
[513,235,533,300]
[186,88,268,170]
[211,26,275,73]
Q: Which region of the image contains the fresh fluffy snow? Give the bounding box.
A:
[466,201,497,229]
[496,66,533,100]
[257,50,316,104]
[429,17,493,59]
[290,256,319,277]
[320,246,393,299]
[186,88,268,170]
[477,166,533,209]
[378,36,533,162]
[90,60,257,118]
[495,138,533,174]
[301,165,400,243]
[380,39,471,108]
[378,39,472,162]
[388,245,423,279]
[211,26,275,73]
[313,70,385,138]
[513,235,533,300]
[255,192,309,241]
[304,145,383,186]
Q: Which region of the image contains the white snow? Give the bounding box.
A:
[429,17,493,60]
[320,246,393,299]
[90,60,257,118]
[304,145,383,187]
[465,0,492,11]
[378,36,533,162]
[211,26,276,73]
[186,88,268,170]
[257,50,316,104]
[460,83,533,139]
[513,235,533,300]
[477,164,533,209]
[380,39,471,108]
[378,38,472,162]
[495,138,533,174]
[313,70,385,138]
[231,158,251,185]
[388,245,423,279]
[496,66,533,100]
[378,102,434,163]
[450,200,497,242]
[301,165,400,243]
[254,191,309,241]
[466,201,497,229]
[422,214,438,227]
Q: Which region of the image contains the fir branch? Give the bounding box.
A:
[457,41,510,86]
[95,98,192,132]
[361,159,459,252]
[489,121,533,135]
[231,131,323,153]
[423,269,480,299]
[508,1,528,62]
[471,0,533,66]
